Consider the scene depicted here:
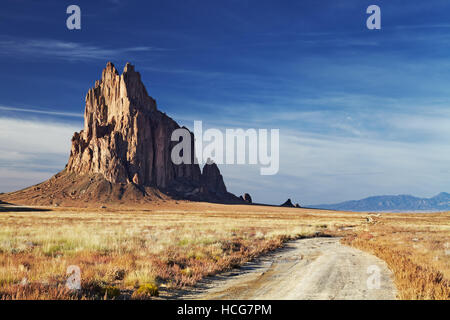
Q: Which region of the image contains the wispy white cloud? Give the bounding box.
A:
[394,24,450,30]
[0,168,56,193]
[0,117,79,192]
[142,66,225,78]
[0,105,83,118]
[0,117,78,155]
[220,125,450,205]
[0,38,166,61]
[387,113,450,139]
[169,94,450,204]
[1,97,450,204]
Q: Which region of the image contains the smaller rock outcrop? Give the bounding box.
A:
[200,161,228,198]
[241,193,252,203]
[295,203,301,208]
[281,199,295,207]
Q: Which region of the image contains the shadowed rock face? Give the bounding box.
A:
[0,62,240,206]
[241,193,252,203]
[280,199,295,207]
[65,62,238,202]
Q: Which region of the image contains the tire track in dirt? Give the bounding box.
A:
[181,238,397,300]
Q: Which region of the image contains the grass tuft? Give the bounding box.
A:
[133,283,159,298]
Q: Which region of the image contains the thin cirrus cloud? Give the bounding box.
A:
[0,105,83,118]
[220,126,450,205]
[0,38,166,61]
[0,168,59,195]
[0,116,79,193]
[1,100,450,204]
[0,117,78,160]
[164,94,450,204]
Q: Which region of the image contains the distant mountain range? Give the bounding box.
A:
[312,192,450,212]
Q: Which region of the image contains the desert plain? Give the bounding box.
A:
[0,200,448,300]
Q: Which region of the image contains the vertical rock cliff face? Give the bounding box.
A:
[65,62,236,202]
[0,62,240,206]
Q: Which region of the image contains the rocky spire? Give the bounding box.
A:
[201,161,227,195]
[66,62,236,202]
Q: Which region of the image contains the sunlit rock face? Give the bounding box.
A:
[67,62,237,202]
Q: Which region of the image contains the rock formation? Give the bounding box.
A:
[200,160,227,197]
[1,62,240,206]
[280,199,295,207]
[241,193,252,204]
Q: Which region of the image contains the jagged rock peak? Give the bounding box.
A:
[201,160,227,195]
[123,62,134,72]
[65,62,238,203]
[93,61,156,115]
[280,199,295,207]
[69,62,193,188]
[242,193,252,203]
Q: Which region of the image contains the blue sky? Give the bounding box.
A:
[1,0,450,205]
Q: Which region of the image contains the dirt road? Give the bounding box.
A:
[182,238,397,300]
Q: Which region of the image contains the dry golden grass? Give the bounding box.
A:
[0,202,361,299]
[343,212,450,300]
[0,201,448,300]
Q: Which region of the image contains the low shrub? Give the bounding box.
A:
[133,283,159,298]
